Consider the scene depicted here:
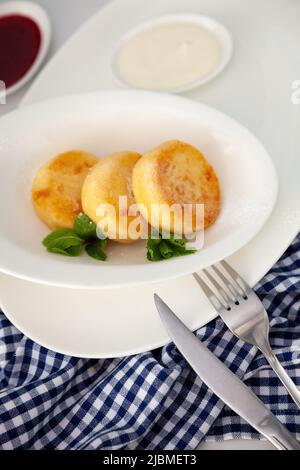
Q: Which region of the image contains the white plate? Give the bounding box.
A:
[0,90,277,289]
[111,13,233,93]
[0,271,217,358]
[0,1,51,96]
[0,0,299,358]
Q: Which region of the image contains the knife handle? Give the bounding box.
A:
[257,414,300,450]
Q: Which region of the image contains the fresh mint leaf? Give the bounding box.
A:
[146,233,197,262]
[47,244,83,257]
[43,229,84,257]
[74,213,97,240]
[43,214,108,261]
[167,233,186,249]
[159,241,174,259]
[146,236,162,261]
[172,246,197,257]
[86,239,107,261]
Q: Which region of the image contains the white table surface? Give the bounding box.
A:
[0,0,276,450]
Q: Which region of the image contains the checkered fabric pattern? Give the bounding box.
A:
[0,235,299,449]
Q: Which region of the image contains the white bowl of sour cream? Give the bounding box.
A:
[112,14,233,93]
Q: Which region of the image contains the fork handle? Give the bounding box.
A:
[262,346,300,410]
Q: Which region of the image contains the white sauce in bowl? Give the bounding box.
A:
[114,15,232,93]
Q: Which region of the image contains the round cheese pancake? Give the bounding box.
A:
[132,140,221,235]
[32,150,98,229]
[81,151,142,243]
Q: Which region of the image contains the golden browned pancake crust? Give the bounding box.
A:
[81,151,141,243]
[32,150,98,229]
[132,140,221,233]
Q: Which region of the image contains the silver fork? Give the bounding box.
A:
[193,261,300,409]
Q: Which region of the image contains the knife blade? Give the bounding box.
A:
[154,294,300,451]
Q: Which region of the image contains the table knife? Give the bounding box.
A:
[154,294,300,451]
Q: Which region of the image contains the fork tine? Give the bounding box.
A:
[193,272,229,310]
[193,272,215,299]
[210,265,240,300]
[220,260,249,297]
[203,269,232,306]
[193,273,221,309]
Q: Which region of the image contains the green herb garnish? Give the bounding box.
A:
[74,212,97,240]
[146,236,161,261]
[43,229,84,257]
[147,233,197,262]
[42,214,107,261]
[86,239,108,261]
[43,215,195,263]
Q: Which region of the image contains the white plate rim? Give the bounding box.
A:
[0,271,218,358]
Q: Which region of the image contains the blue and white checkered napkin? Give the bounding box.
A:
[0,235,300,450]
